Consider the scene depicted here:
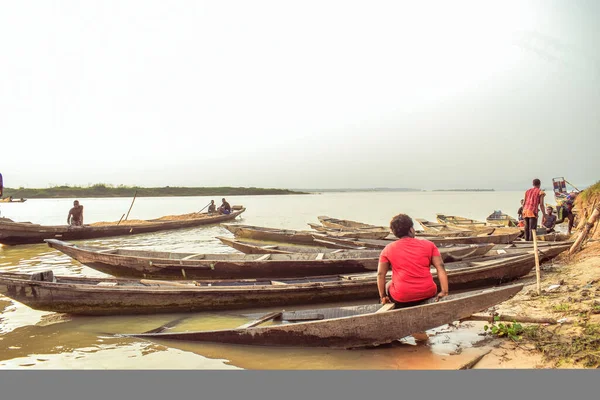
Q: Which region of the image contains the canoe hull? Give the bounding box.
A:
[0,209,246,245]
[0,251,562,315]
[130,285,523,348]
[46,239,380,280]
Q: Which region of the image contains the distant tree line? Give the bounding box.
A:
[2,184,307,198]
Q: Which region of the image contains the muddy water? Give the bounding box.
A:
[0,191,526,369]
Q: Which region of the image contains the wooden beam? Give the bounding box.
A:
[375,303,396,313]
[182,253,205,260]
[315,253,325,260]
[256,254,271,261]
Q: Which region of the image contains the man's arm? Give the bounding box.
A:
[539,193,546,217]
[80,207,84,225]
[432,255,449,300]
[67,210,72,224]
[377,260,391,304]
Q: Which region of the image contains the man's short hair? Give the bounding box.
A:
[533,179,541,186]
[390,214,414,238]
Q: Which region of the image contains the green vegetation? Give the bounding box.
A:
[483,316,524,341]
[579,181,600,203]
[523,323,600,368]
[2,184,307,199]
[552,303,571,312]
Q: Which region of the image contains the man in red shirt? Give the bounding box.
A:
[377,214,449,308]
[522,178,546,241]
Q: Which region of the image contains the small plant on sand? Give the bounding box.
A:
[553,303,571,312]
[484,316,524,341]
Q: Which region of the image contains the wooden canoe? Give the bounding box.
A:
[0,198,27,203]
[416,218,495,236]
[0,254,539,315]
[317,215,386,231]
[125,284,523,348]
[307,223,391,240]
[313,230,523,249]
[217,236,496,262]
[221,224,321,246]
[45,239,380,279]
[486,211,518,227]
[0,208,246,245]
[436,214,504,229]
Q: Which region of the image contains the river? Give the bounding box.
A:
[0,191,530,369]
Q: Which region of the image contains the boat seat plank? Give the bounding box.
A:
[182,253,205,260]
[270,281,288,285]
[237,311,283,329]
[375,303,396,313]
[331,249,344,253]
[256,254,271,261]
[282,313,325,322]
[260,245,279,250]
[315,253,325,260]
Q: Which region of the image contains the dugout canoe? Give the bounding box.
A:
[0,254,536,315]
[317,216,387,231]
[125,284,523,348]
[216,236,495,262]
[0,208,246,246]
[486,211,519,227]
[436,214,504,229]
[313,230,523,249]
[0,198,27,203]
[307,223,391,240]
[222,224,327,246]
[45,239,380,280]
[416,218,495,236]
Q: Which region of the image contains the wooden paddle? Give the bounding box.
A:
[198,201,212,213]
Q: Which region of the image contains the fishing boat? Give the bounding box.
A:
[307,222,392,239]
[217,236,495,262]
[222,224,324,246]
[436,214,489,227]
[317,216,387,231]
[0,208,245,246]
[306,223,391,240]
[45,239,380,279]
[0,197,27,203]
[486,211,518,227]
[313,230,523,249]
[0,254,538,315]
[416,218,495,236]
[125,284,523,348]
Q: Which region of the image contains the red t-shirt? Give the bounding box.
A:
[379,237,440,303]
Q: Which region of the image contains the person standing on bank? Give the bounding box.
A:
[67,200,84,226]
[377,214,449,308]
[522,178,546,241]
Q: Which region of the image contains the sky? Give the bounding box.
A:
[1,1,599,190]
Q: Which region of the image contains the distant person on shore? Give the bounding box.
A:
[522,179,546,241]
[377,214,449,315]
[67,200,84,226]
[217,198,231,215]
[517,199,524,221]
[542,206,557,233]
[207,200,216,214]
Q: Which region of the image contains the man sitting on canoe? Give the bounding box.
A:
[67,200,84,227]
[218,198,231,215]
[542,206,557,233]
[377,214,449,308]
[207,200,216,214]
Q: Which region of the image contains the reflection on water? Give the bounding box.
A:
[0,192,524,369]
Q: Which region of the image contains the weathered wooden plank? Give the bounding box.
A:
[237,311,283,328]
[256,254,271,261]
[375,303,395,313]
[182,253,205,260]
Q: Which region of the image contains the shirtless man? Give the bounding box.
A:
[68,200,84,226]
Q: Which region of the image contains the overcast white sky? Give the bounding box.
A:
[1,1,599,190]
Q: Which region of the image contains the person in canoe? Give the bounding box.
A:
[67,200,84,227]
[517,199,524,221]
[207,200,216,214]
[218,198,231,215]
[377,213,449,310]
[522,178,546,241]
[541,206,557,233]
